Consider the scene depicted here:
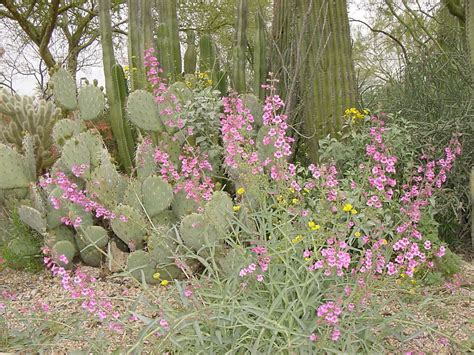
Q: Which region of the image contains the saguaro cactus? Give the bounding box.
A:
[98,0,134,172]
[254,11,267,100]
[232,0,248,93]
[128,0,147,90]
[271,0,357,162]
[184,31,197,74]
[157,0,182,78]
[467,0,474,86]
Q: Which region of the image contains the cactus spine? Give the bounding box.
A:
[254,12,267,101]
[184,31,197,74]
[232,0,248,93]
[98,0,134,172]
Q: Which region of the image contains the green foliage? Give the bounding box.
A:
[0,211,42,272]
[369,49,473,250]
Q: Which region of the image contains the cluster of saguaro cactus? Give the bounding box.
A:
[99,0,135,173]
[0,89,61,172]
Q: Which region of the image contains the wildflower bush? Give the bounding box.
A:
[0,51,468,353]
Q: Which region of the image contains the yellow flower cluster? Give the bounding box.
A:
[291,235,304,244]
[185,71,213,89]
[308,221,321,231]
[152,272,170,286]
[342,203,358,215]
[344,107,368,123]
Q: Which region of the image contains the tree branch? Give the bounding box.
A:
[350,18,409,64]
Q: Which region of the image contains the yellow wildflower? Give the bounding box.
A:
[291,235,304,244]
[308,221,321,231]
[152,272,161,280]
[351,209,358,215]
[381,239,388,245]
[410,279,416,285]
[342,203,353,212]
[354,231,361,238]
[160,280,169,286]
[236,187,245,195]
[233,205,241,212]
[291,198,299,205]
[207,79,212,86]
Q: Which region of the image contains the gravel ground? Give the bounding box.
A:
[0,262,472,353]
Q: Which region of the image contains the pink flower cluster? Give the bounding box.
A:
[220,96,262,175]
[389,136,461,277]
[307,164,339,201]
[308,239,351,276]
[260,94,295,181]
[43,254,124,332]
[154,144,214,202]
[239,246,271,282]
[144,48,166,97]
[39,171,116,227]
[365,118,397,207]
[144,48,184,129]
[316,301,343,341]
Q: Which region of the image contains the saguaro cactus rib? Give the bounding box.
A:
[232,0,248,93]
[98,0,134,172]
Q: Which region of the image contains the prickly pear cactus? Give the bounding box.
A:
[77,85,105,121]
[0,143,31,189]
[172,190,202,219]
[51,240,77,269]
[76,225,108,267]
[17,205,46,234]
[135,139,157,180]
[179,213,218,252]
[126,90,163,132]
[204,191,233,234]
[50,68,78,111]
[110,205,147,250]
[127,250,157,284]
[141,176,173,217]
[52,119,83,147]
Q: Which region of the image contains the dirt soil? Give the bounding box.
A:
[0,262,473,354]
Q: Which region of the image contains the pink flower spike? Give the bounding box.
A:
[309,333,318,342]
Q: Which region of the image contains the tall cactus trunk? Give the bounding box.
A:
[232,0,248,93]
[467,0,474,87]
[184,31,197,74]
[98,0,134,173]
[128,0,147,90]
[157,0,182,79]
[199,35,226,94]
[272,0,357,163]
[254,11,267,100]
[143,0,156,53]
